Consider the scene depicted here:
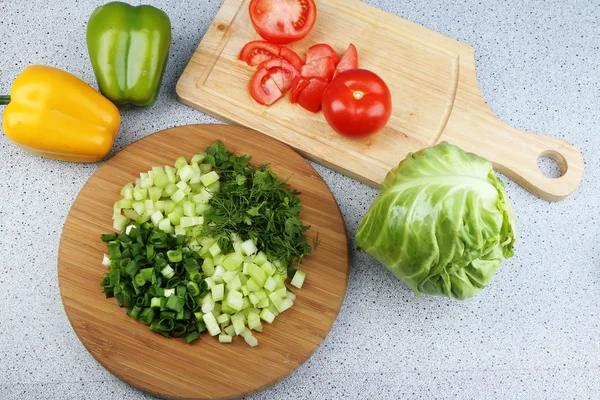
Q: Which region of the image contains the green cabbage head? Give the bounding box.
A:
[356,142,516,300]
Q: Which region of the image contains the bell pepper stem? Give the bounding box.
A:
[0,95,10,105]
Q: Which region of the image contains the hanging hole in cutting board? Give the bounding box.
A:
[538,150,567,179]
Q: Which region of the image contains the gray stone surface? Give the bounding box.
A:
[0,0,598,399]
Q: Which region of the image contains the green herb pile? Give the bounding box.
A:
[201,141,313,274]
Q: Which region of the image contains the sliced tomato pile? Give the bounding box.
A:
[291,43,358,112]
[242,0,391,137]
[249,56,300,105]
[241,41,359,109]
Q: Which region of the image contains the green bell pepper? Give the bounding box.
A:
[86,2,171,108]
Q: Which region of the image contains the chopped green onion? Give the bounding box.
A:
[185,331,199,344]
[167,250,182,263]
[166,295,185,313]
[101,233,117,242]
[150,297,162,309]
[139,308,155,325]
[187,281,200,296]
[107,242,122,260]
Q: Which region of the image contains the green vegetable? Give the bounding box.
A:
[86,2,171,108]
[200,141,313,271]
[102,141,314,345]
[100,223,209,340]
[356,142,516,300]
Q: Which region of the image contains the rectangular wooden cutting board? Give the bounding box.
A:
[176,0,584,201]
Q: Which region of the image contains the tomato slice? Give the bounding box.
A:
[249,0,317,45]
[249,67,284,105]
[292,77,328,112]
[258,57,299,92]
[300,57,336,81]
[290,76,310,103]
[240,40,305,72]
[239,40,281,67]
[280,46,305,71]
[306,43,340,65]
[333,44,358,79]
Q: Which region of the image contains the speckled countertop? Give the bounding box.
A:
[0,0,598,399]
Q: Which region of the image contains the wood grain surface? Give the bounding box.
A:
[57,124,349,399]
[176,0,584,201]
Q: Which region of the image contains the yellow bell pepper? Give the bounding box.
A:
[1,65,121,162]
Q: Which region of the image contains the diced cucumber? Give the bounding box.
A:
[246,263,267,287]
[168,208,184,225]
[218,334,232,343]
[200,171,220,187]
[195,202,211,215]
[248,292,259,306]
[222,252,244,271]
[257,298,270,308]
[179,216,204,228]
[224,325,236,336]
[113,215,129,231]
[133,188,147,201]
[222,271,237,284]
[164,183,178,196]
[213,265,226,283]
[202,313,221,336]
[241,285,250,296]
[287,291,296,302]
[208,243,222,257]
[132,201,145,215]
[261,261,276,277]
[174,156,188,170]
[263,276,277,292]
[216,313,230,325]
[150,210,163,225]
[241,330,258,347]
[254,289,267,301]
[115,199,132,209]
[226,290,244,312]
[123,209,140,220]
[211,283,224,301]
[144,199,154,210]
[178,165,195,182]
[240,239,258,256]
[148,187,162,202]
[279,298,294,312]
[165,165,177,183]
[208,181,220,193]
[245,277,260,292]
[191,153,206,164]
[202,258,215,276]
[259,308,276,324]
[247,312,262,331]
[274,287,287,299]
[226,275,242,291]
[120,183,134,200]
[233,319,246,335]
[163,200,176,214]
[290,270,306,289]
[171,189,186,203]
[252,251,268,266]
[158,218,172,233]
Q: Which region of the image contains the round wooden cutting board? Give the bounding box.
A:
[58,124,349,399]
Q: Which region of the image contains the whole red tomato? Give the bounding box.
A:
[322,69,392,138]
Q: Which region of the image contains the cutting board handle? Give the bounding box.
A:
[449,115,585,201]
[495,124,584,201]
